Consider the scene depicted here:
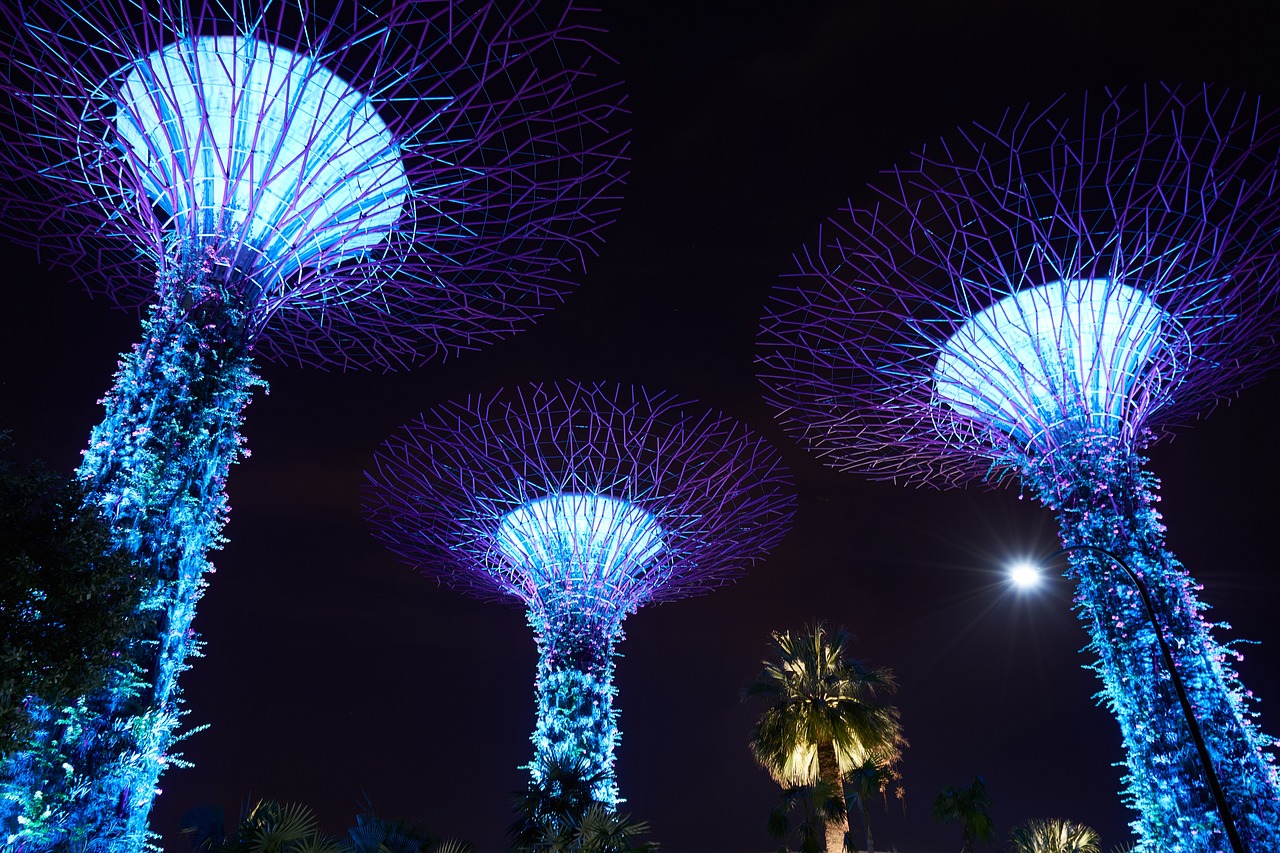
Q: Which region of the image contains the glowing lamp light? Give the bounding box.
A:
[1009,561,1043,589]
[934,279,1174,447]
[496,493,665,586]
[114,36,409,286]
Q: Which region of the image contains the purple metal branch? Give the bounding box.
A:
[759,84,1280,487]
[365,380,797,607]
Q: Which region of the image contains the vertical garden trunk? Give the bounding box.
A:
[531,605,625,808]
[816,739,848,853]
[0,254,259,851]
[1025,435,1280,853]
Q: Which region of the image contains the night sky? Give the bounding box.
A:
[4,1,1280,851]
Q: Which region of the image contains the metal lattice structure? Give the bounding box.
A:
[0,1,626,847]
[366,381,795,806]
[1,0,627,368]
[759,85,1280,852]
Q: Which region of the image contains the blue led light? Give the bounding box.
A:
[113,36,409,287]
[934,279,1178,448]
[496,493,665,587]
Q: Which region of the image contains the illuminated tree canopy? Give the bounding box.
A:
[0,0,629,368]
[366,380,796,806]
[0,0,627,847]
[761,84,1280,487]
[759,85,1280,852]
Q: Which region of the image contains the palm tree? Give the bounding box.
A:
[219,800,347,853]
[509,756,659,852]
[348,810,459,853]
[766,779,846,853]
[180,800,471,853]
[931,776,995,853]
[745,623,904,853]
[1008,819,1101,853]
[843,757,901,853]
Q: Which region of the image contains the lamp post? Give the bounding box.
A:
[1047,544,1246,853]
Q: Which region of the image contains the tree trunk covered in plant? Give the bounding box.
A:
[530,603,626,808]
[816,739,848,853]
[0,251,259,852]
[1023,434,1280,853]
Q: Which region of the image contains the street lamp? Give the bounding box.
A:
[1016,545,1246,853]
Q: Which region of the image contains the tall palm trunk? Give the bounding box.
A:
[816,739,848,853]
[861,799,873,853]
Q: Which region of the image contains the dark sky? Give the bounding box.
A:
[4,1,1280,851]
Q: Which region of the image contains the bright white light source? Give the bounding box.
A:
[114,36,409,285]
[496,494,665,584]
[934,279,1175,447]
[1009,561,1043,589]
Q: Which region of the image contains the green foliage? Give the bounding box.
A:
[842,756,902,853]
[346,809,444,852]
[1,256,265,848]
[765,780,846,853]
[1008,818,1101,853]
[745,622,904,852]
[180,800,471,853]
[932,775,995,853]
[509,756,659,852]
[0,444,148,757]
[744,623,904,786]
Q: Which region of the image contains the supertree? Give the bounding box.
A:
[364,381,796,808]
[758,85,1280,853]
[0,0,626,847]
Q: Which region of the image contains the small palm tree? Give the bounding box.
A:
[221,800,347,853]
[348,810,463,853]
[1008,818,1101,853]
[766,779,846,853]
[510,756,658,852]
[572,805,659,853]
[181,800,470,853]
[745,623,904,853]
[931,776,994,853]
[843,757,901,853]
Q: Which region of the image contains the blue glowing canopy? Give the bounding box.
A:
[933,279,1181,449]
[496,493,665,593]
[113,35,409,289]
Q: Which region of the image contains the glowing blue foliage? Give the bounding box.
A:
[366,383,796,813]
[0,245,260,850]
[1023,435,1280,852]
[530,632,622,807]
[934,280,1280,851]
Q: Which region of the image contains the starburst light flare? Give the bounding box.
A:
[366,381,795,807]
[0,0,627,846]
[760,85,1280,852]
